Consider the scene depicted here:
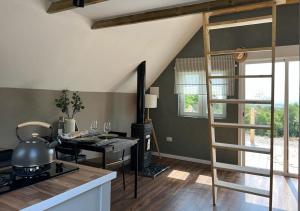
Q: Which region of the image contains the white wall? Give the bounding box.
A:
[0,0,202,93]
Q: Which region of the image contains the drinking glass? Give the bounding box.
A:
[103,121,111,135]
[90,120,98,131]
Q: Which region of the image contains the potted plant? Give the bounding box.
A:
[55,90,85,134]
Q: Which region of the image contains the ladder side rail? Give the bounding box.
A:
[203,12,217,206]
[269,2,277,210]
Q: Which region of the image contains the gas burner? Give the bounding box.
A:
[0,162,78,195]
[13,164,51,177]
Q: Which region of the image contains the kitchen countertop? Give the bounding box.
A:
[0,161,116,211]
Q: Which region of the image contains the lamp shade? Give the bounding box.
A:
[145,94,157,109]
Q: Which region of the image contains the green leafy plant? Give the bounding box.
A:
[244,104,299,138]
[55,90,85,118]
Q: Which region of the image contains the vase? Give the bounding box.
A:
[64,118,76,134]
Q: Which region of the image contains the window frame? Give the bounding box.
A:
[239,55,299,178]
[178,94,226,119]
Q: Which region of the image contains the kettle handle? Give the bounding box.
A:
[16,121,52,141]
[17,121,51,129]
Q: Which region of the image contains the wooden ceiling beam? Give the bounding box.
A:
[91,0,298,29]
[47,0,106,14]
[91,0,271,29]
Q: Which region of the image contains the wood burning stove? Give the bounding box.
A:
[131,61,153,170]
[131,61,169,177]
[131,123,152,170]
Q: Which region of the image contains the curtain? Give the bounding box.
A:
[174,55,235,97]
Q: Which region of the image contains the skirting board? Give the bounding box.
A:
[152,152,211,165]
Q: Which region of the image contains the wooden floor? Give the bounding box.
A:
[111,157,298,211]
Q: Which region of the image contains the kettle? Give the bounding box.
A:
[11,122,61,171]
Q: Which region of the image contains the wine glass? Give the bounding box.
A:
[103,122,111,142]
[90,120,98,131]
[103,121,111,135]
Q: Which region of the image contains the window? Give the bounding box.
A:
[179,94,226,118]
[177,71,226,118]
[174,56,234,118]
[241,58,299,176]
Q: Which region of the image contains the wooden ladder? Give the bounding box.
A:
[202,1,277,210]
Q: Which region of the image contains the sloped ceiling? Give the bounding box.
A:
[0,0,203,93]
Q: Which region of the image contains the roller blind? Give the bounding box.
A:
[174,55,235,97]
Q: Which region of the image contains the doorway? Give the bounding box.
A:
[239,58,299,177]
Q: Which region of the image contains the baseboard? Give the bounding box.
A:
[152,152,211,165]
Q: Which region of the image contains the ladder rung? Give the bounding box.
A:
[212,142,270,154]
[208,1,273,17]
[214,180,270,197]
[208,15,272,30]
[209,74,272,79]
[210,99,271,104]
[212,122,271,130]
[209,47,272,55]
[214,162,270,177]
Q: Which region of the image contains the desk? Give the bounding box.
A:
[60,136,139,198]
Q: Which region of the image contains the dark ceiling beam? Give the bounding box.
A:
[91,0,299,29]
[91,0,272,29]
[47,0,106,14]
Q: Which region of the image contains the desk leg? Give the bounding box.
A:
[102,150,106,169]
[74,144,78,164]
[135,143,138,198]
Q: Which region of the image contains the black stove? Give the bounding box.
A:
[0,162,79,195]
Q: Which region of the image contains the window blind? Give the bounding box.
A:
[174,55,235,97]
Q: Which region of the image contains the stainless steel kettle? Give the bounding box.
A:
[11,122,61,169]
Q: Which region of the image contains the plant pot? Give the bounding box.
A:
[64,118,76,134]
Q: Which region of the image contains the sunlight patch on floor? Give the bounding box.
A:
[167,170,190,180]
[195,175,212,185]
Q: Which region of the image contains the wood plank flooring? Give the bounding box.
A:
[111,157,298,211]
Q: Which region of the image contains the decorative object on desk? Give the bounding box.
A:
[64,118,76,134]
[55,90,85,134]
[61,130,89,140]
[145,94,161,158]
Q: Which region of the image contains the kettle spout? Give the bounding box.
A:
[48,137,62,148]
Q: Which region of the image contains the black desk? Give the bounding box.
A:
[60,137,139,198]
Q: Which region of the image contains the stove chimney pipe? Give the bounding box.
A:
[136,61,146,124]
[73,0,85,7]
